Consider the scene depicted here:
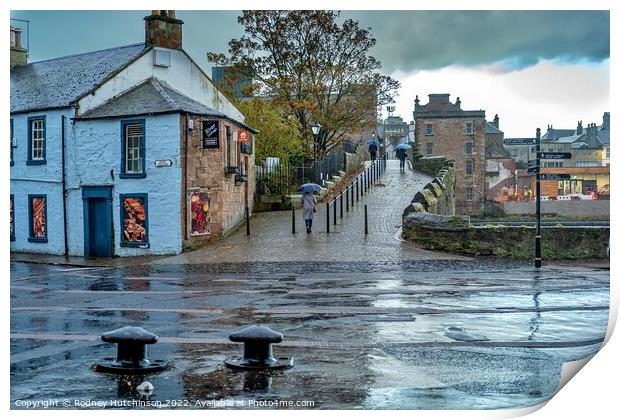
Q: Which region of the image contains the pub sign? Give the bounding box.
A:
[202,120,219,148]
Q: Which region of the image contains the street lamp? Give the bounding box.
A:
[311,121,321,162]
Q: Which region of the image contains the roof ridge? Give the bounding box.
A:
[27,42,145,65]
[149,78,180,110]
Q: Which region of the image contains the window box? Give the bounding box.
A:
[27,116,46,165]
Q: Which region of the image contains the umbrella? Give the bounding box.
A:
[367,140,380,146]
[395,143,412,150]
[298,183,324,193]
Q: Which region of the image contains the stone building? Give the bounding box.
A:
[10,11,256,257]
[413,94,486,215]
[485,115,516,202]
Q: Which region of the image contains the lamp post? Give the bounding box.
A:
[311,122,321,163]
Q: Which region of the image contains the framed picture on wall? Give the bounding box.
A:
[189,190,211,236]
[120,194,149,247]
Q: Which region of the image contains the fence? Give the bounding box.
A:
[255,146,350,195]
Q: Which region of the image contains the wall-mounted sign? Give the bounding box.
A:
[154,159,173,167]
[539,173,571,181]
[238,130,250,143]
[202,120,219,148]
[538,152,572,160]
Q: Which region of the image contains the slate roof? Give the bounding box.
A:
[485,121,503,134]
[597,128,610,145]
[556,133,604,149]
[541,128,575,141]
[10,43,148,114]
[78,77,258,133]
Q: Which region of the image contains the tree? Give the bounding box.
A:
[236,98,303,164]
[208,10,400,160]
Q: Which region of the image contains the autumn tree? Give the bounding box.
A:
[208,10,400,160]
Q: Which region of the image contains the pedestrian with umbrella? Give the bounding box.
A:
[395,144,411,171]
[298,183,322,233]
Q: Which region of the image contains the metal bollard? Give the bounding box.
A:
[360,175,364,197]
[246,207,250,236]
[356,178,359,201]
[225,325,294,370]
[93,326,170,374]
[291,206,296,234]
[340,193,343,218]
[364,204,368,235]
[333,198,337,225]
[346,187,350,212]
[326,201,330,233]
[351,185,354,208]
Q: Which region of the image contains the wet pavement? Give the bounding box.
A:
[9,161,610,410]
[10,259,609,409]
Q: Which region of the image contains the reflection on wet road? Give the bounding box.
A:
[10,259,609,409]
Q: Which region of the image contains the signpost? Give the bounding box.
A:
[504,138,536,146]
[534,129,542,268]
[538,173,571,181]
[538,152,572,160]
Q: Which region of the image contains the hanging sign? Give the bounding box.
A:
[202,121,219,148]
[237,130,251,143]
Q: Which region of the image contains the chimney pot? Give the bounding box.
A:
[10,26,28,68]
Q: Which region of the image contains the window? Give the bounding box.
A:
[426,143,433,156]
[465,160,473,175]
[226,125,238,171]
[465,142,473,155]
[466,188,474,201]
[10,118,14,166]
[120,194,149,247]
[465,122,473,135]
[121,120,146,178]
[28,195,47,243]
[425,124,433,135]
[10,195,15,241]
[27,116,46,165]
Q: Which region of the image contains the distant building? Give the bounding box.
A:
[413,94,486,215]
[10,11,256,257]
[211,66,253,98]
[484,115,516,202]
[376,115,411,158]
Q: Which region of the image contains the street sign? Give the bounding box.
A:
[527,166,538,175]
[154,159,173,167]
[504,138,536,145]
[538,152,572,159]
[538,173,571,181]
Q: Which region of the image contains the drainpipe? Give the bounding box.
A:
[61,115,69,257]
[183,114,189,241]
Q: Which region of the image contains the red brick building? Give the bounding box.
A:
[413,94,486,215]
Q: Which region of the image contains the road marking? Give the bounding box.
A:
[9,332,605,350]
[11,285,45,292]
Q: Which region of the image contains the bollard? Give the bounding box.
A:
[326,201,330,233]
[93,326,170,374]
[225,325,294,370]
[245,207,250,236]
[356,178,359,201]
[346,187,350,212]
[291,206,296,234]
[333,198,337,225]
[360,175,364,197]
[351,185,354,208]
[340,193,343,218]
[364,204,368,235]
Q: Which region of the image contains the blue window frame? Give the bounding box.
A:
[10,118,14,166]
[27,116,46,165]
[10,194,15,241]
[119,193,149,247]
[120,119,146,178]
[28,194,48,243]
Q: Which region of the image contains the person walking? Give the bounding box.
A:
[398,149,408,170]
[302,191,317,233]
[368,143,378,161]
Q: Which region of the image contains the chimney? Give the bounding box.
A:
[144,10,183,50]
[455,97,461,109]
[602,112,610,130]
[585,123,596,138]
[576,120,583,135]
[10,26,28,67]
[493,114,499,129]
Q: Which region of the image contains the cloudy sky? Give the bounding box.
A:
[10,9,610,137]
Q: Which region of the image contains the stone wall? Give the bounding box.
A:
[404,156,456,217]
[183,115,255,249]
[501,200,610,218]
[402,212,609,259]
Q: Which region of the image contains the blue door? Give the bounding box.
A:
[82,186,113,257]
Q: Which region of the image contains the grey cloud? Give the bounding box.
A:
[342,11,610,73]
